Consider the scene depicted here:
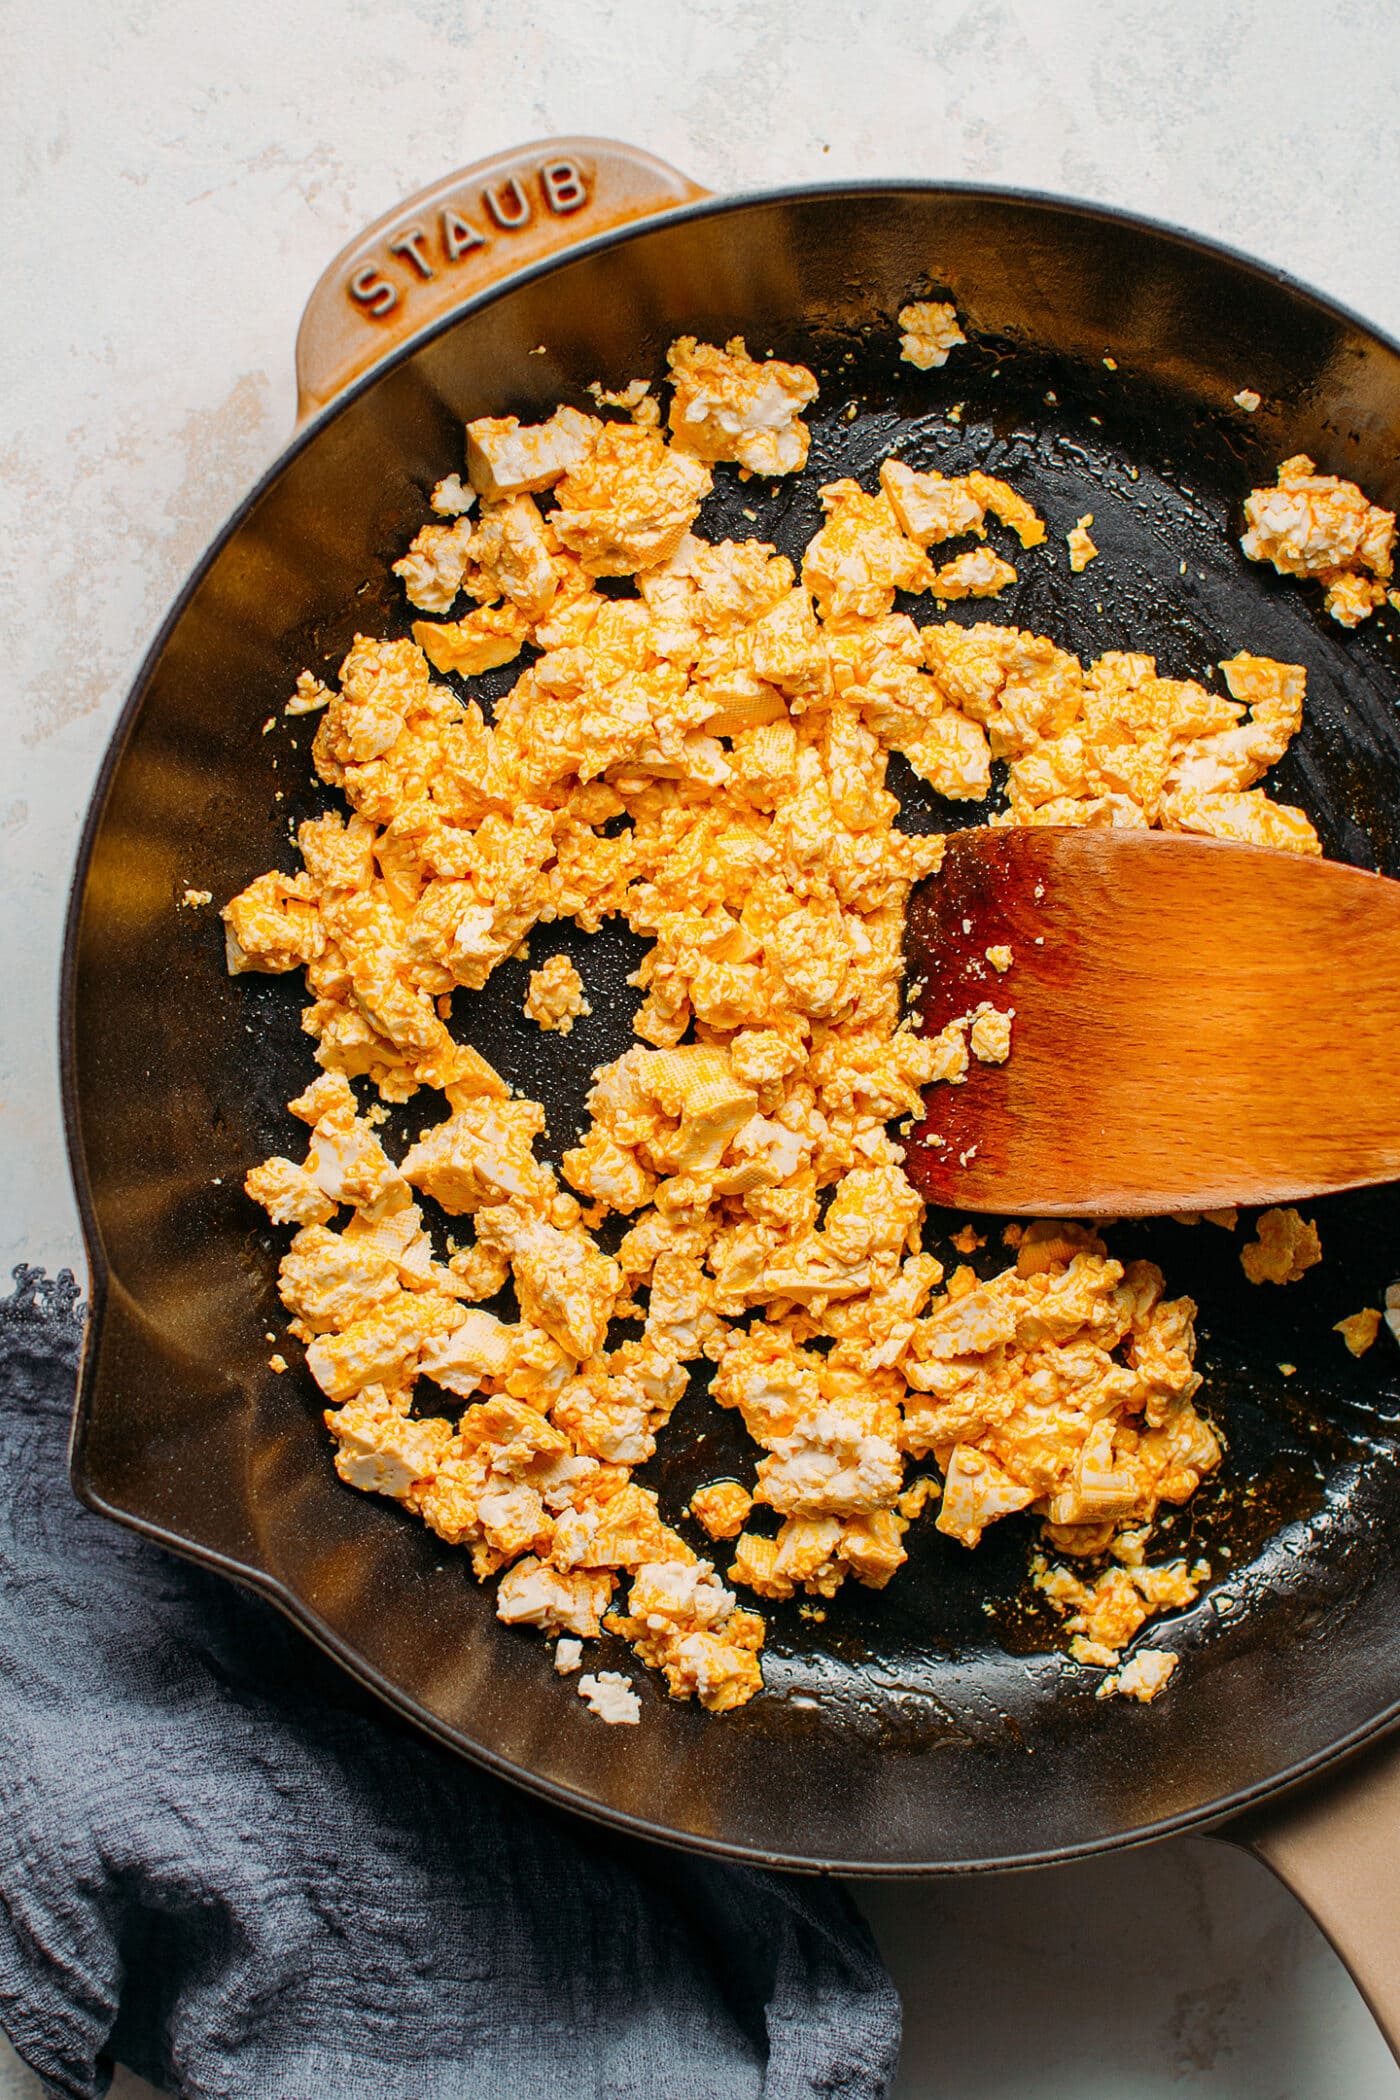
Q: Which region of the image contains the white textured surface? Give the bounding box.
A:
[864,1840,1400,2099]
[4,3,1400,2095]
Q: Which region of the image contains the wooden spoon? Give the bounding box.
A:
[903,827,1400,1217]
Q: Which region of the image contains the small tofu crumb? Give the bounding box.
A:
[930,545,1016,600]
[1234,389,1262,414]
[1241,1207,1322,1285]
[969,1005,1013,1064]
[897,1476,940,1520]
[284,670,332,716]
[430,473,476,516]
[1335,1307,1382,1357]
[1242,454,1394,627]
[1036,1554,1205,1676]
[523,953,590,1034]
[588,377,653,419]
[1099,1650,1177,1703]
[950,1225,985,1253]
[268,1353,288,1373]
[182,888,212,908]
[1067,515,1098,573]
[984,944,1013,973]
[1385,1283,1400,1347]
[1279,1362,1297,1377]
[688,1479,755,1541]
[577,1671,641,1723]
[1324,570,1387,627]
[554,1636,584,1674]
[897,300,966,370]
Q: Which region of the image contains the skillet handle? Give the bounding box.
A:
[293,137,711,424]
[1215,1727,1400,2062]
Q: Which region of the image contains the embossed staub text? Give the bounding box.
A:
[347,158,590,318]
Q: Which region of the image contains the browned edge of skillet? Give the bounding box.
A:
[60,175,1400,1876]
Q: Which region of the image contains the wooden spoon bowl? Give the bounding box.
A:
[905,828,1400,1217]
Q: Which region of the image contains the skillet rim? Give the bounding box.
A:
[59,175,1400,1875]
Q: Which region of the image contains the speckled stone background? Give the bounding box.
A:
[5,2,1400,2094]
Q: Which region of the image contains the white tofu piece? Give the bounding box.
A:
[466,406,600,500]
[577,1671,642,1724]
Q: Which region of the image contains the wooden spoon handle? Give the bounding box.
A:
[1218,1727,1400,2064]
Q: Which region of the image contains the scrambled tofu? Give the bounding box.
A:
[969,1005,1013,1063]
[577,1671,641,1723]
[588,377,660,426]
[1335,1307,1381,1356]
[524,953,590,1034]
[1241,1206,1322,1285]
[897,301,967,370]
[551,424,712,575]
[1100,1649,1178,1702]
[606,1559,764,1711]
[1035,1547,1207,1700]
[903,1231,1219,1565]
[1067,516,1098,573]
[880,461,1045,551]
[430,473,475,516]
[229,326,1328,1719]
[688,1480,754,1539]
[667,337,819,475]
[1385,1283,1400,1347]
[1034,1551,1208,1662]
[930,546,1017,601]
[285,670,333,716]
[994,640,1319,854]
[1242,454,1396,626]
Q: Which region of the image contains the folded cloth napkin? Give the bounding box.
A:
[0,1268,900,2100]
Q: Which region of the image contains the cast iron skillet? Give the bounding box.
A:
[60,138,1400,2046]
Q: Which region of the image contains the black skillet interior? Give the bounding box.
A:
[65,187,1400,1871]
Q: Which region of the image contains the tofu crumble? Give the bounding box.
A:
[225,317,1335,1718]
[524,953,591,1035]
[1240,1207,1322,1286]
[577,1671,641,1723]
[1242,454,1396,626]
[897,301,967,370]
[1067,515,1098,573]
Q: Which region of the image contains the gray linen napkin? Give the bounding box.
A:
[0,1268,900,2100]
